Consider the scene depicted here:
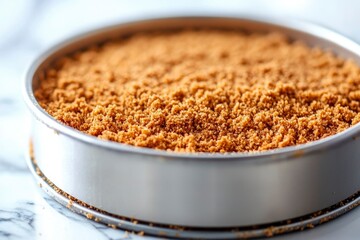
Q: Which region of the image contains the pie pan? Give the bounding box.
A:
[24,15,360,229]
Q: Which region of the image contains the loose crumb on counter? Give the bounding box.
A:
[35,29,360,152]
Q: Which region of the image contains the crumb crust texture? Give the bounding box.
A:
[35,30,360,152]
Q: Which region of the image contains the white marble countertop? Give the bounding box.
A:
[1,1,360,239]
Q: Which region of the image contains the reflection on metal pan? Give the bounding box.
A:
[24,16,360,229]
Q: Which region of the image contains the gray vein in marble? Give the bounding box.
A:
[42,196,136,240]
[0,105,23,118]
[0,231,11,239]
[42,196,85,222]
[0,158,28,173]
[91,223,135,240]
[0,207,35,238]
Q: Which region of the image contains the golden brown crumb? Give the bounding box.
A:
[35,29,360,152]
[107,224,117,229]
[67,199,73,209]
[85,212,93,220]
[306,223,315,229]
[263,226,275,237]
[29,140,36,162]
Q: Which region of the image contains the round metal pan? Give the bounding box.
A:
[24,15,360,228]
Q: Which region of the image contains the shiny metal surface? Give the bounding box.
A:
[24,16,360,227]
[26,154,360,239]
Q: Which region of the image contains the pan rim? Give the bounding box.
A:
[23,14,360,160]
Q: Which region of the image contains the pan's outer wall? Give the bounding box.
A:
[27,16,360,227]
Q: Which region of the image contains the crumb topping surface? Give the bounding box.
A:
[35,30,360,152]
